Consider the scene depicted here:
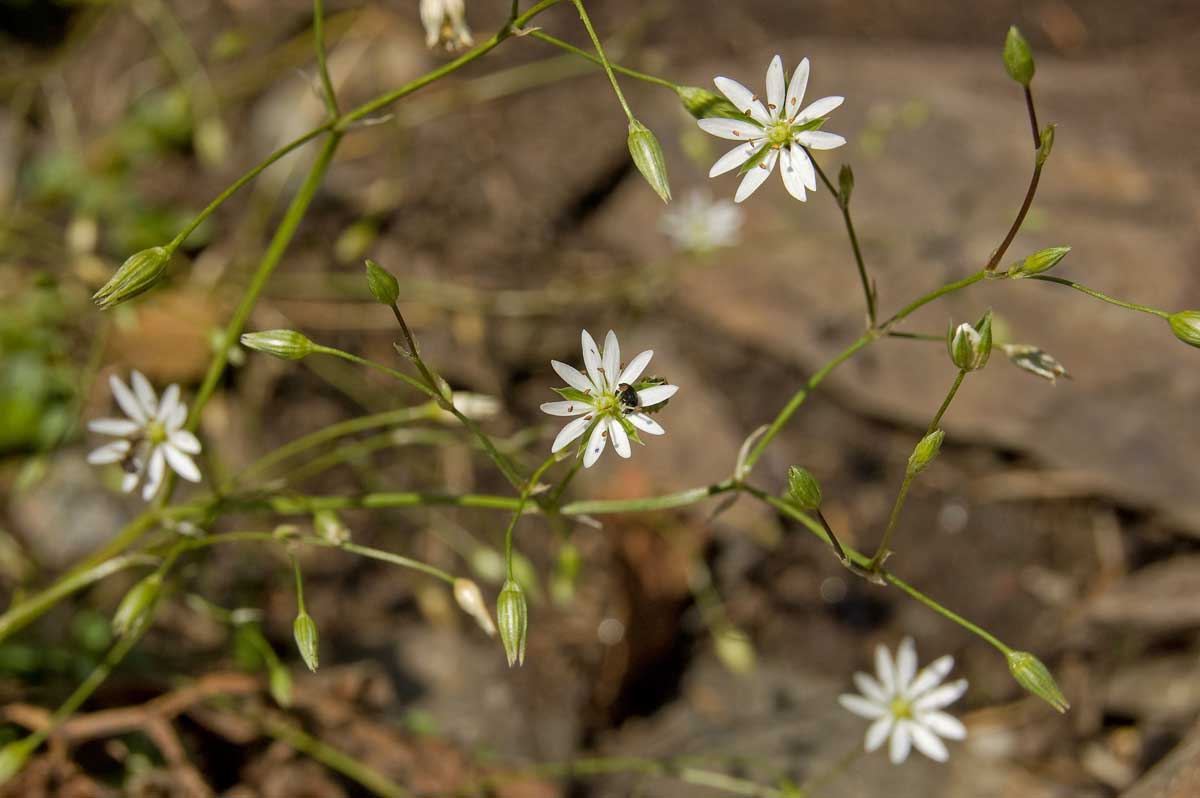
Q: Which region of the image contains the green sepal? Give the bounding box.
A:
[552,386,594,404]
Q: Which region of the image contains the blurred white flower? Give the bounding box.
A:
[838,637,968,764]
[698,55,846,203]
[87,371,202,501]
[659,191,743,253]
[541,330,678,468]
[420,0,472,51]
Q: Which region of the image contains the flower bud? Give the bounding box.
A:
[1037,123,1055,167]
[1007,246,1070,279]
[313,510,351,544]
[837,163,854,209]
[93,246,172,309]
[674,85,743,120]
[293,611,320,672]
[239,329,315,360]
[453,578,496,637]
[112,572,162,638]
[786,466,822,511]
[1168,311,1200,349]
[907,429,945,475]
[1007,650,1069,713]
[714,628,757,674]
[496,579,527,667]
[1002,344,1070,383]
[364,259,400,306]
[628,119,672,204]
[946,312,993,371]
[1003,26,1035,86]
[0,737,37,784]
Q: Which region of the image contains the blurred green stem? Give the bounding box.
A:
[570,0,634,119]
[312,0,339,117]
[1027,275,1170,318]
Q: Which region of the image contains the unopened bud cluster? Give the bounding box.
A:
[908,429,945,475]
[947,312,993,371]
[496,579,528,667]
[786,466,823,511]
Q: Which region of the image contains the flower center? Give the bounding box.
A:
[766,121,793,147]
[889,697,913,720]
[594,393,619,415]
[146,420,167,445]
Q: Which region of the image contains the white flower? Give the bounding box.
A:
[87,371,203,501]
[659,190,744,253]
[838,637,968,765]
[698,55,846,203]
[540,330,678,468]
[420,0,472,51]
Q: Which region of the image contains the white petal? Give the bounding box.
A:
[169,404,187,429]
[581,330,604,392]
[734,149,777,203]
[889,720,912,764]
[551,414,593,453]
[87,440,130,465]
[163,444,201,483]
[864,715,893,752]
[157,384,180,424]
[121,470,140,494]
[88,418,141,437]
[712,77,769,124]
[919,711,967,740]
[583,419,608,468]
[636,384,678,407]
[909,722,949,762]
[896,637,918,693]
[698,117,764,142]
[795,130,846,150]
[913,678,968,712]
[785,58,810,119]
[853,672,887,703]
[908,655,954,698]
[709,142,758,178]
[765,55,785,116]
[109,375,146,423]
[142,447,166,501]
[875,644,896,695]
[168,429,202,455]
[838,694,886,719]
[617,350,653,386]
[797,95,844,123]
[541,401,592,417]
[551,360,595,394]
[627,413,665,436]
[608,417,631,458]
[778,147,808,202]
[130,371,158,417]
[602,330,620,392]
[788,144,817,191]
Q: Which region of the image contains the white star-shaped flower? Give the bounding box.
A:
[541,330,678,468]
[420,0,472,51]
[698,55,846,203]
[87,371,203,501]
[659,190,744,253]
[838,637,969,764]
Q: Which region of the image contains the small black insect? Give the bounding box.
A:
[616,382,641,412]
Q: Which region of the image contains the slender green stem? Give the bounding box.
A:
[312,0,339,117]
[1024,85,1041,149]
[291,553,306,614]
[257,711,409,798]
[311,344,437,398]
[524,756,785,798]
[1027,275,1170,318]
[884,572,1012,654]
[548,453,585,504]
[808,152,875,326]
[562,480,737,515]
[984,161,1042,272]
[504,454,559,577]
[336,541,454,584]
[570,0,633,119]
[880,270,986,330]
[928,369,966,433]
[887,331,943,342]
[527,30,677,89]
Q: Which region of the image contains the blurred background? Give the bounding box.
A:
[1,0,1199,796]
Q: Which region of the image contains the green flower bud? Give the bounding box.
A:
[1037,123,1055,166]
[496,579,527,667]
[453,578,496,637]
[786,466,823,511]
[837,163,854,209]
[0,737,37,784]
[1007,650,1069,713]
[364,259,400,306]
[946,312,993,371]
[1168,310,1200,349]
[293,611,319,672]
[313,510,351,544]
[907,429,945,475]
[1002,344,1070,383]
[674,85,744,121]
[1007,246,1070,279]
[1003,26,1035,86]
[93,246,172,309]
[269,661,293,707]
[112,572,162,638]
[627,119,672,204]
[713,628,756,675]
[239,329,315,360]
